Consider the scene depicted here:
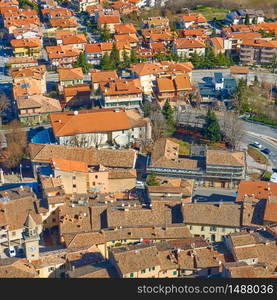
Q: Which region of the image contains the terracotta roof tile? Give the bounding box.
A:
[58,67,84,81]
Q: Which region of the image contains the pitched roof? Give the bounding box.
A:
[241,39,277,48]
[0,192,42,230]
[236,180,277,202]
[29,143,136,168]
[10,37,41,48]
[114,23,136,34]
[17,95,61,113]
[206,149,245,167]
[263,201,277,223]
[180,13,207,23]
[91,70,118,83]
[101,78,142,96]
[85,41,131,54]
[0,258,38,278]
[46,44,81,59]
[182,203,242,227]
[51,158,89,173]
[49,17,78,28]
[210,37,224,49]
[62,34,87,45]
[50,108,132,137]
[58,67,84,81]
[98,15,120,25]
[111,244,160,274]
[175,38,206,49]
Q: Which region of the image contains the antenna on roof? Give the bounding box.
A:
[74,110,78,115]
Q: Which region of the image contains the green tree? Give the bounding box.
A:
[101,24,111,42]
[147,171,160,186]
[130,49,138,64]
[252,17,257,24]
[245,14,250,25]
[211,28,216,37]
[162,99,175,135]
[74,51,91,74]
[100,52,113,70]
[121,49,130,69]
[203,108,221,142]
[110,43,120,69]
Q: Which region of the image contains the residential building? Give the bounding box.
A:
[45,44,81,69]
[147,139,246,188]
[9,57,38,70]
[100,78,143,108]
[97,15,121,33]
[60,34,87,50]
[11,65,47,100]
[210,37,225,55]
[179,14,208,29]
[73,0,99,12]
[63,84,92,108]
[239,39,277,65]
[143,16,169,29]
[155,74,193,106]
[49,108,151,147]
[0,186,43,251]
[29,142,137,177]
[0,258,38,278]
[57,67,84,93]
[173,38,206,58]
[91,70,119,91]
[182,202,242,242]
[226,9,265,25]
[85,42,131,66]
[235,180,277,202]
[10,37,42,58]
[16,94,62,126]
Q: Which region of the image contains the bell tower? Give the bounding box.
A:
[23,212,40,262]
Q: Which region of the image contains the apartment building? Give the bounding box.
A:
[173,38,206,58]
[147,139,246,189]
[10,37,42,58]
[100,78,143,108]
[239,39,277,65]
[45,44,81,69]
[49,108,151,148]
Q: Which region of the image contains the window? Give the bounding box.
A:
[173,271,177,276]
[141,269,146,274]
[222,227,225,232]
[12,231,16,236]
[189,225,193,230]
[201,226,205,231]
[73,184,76,188]
[152,267,155,271]
[210,226,217,232]
[130,273,134,278]
[122,130,125,134]
[73,176,76,180]
[52,218,56,223]
[95,175,98,179]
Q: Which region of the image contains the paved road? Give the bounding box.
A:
[178,110,277,169]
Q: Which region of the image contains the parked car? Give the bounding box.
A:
[8,246,16,257]
[253,141,262,149]
[263,148,272,155]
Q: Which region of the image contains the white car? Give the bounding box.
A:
[8,246,16,257]
[254,141,262,149]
